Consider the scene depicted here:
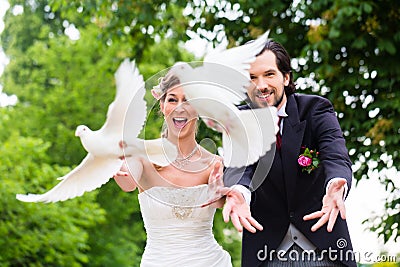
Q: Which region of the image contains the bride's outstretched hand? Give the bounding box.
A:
[222,188,263,233]
[201,160,263,233]
[113,159,141,192]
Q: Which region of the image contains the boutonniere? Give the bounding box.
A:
[298,147,319,174]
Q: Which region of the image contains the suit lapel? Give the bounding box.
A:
[281,94,306,211]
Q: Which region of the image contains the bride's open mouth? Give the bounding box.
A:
[173,117,188,129]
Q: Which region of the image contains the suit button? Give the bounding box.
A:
[289,212,295,218]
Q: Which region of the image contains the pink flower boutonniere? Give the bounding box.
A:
[298,147,320,174]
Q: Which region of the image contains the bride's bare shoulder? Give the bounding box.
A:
[199,146,220,160]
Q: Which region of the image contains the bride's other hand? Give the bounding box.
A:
[222,188,263,233]
[202,160,263,233]
[203,160,225,208]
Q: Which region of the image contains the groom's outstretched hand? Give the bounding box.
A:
[221,188,263,233]
[303,178,347,232]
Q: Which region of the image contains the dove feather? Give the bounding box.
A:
[16,155,123,203]
[200,30,270,100]
[124,138,178,167]
[221,108,277,167]
[204,30,270,79]
[100,59,146,138]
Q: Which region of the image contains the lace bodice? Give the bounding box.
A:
[138,184,232,267]
[139,184,213,221]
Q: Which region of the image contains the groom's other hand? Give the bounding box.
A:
[222,188,263,233]
[303,178,347,232]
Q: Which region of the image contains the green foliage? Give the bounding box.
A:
[86,184,146,267]
[0,1,221,266]
[48,0,190,62]
[294,0,400,244]
[1,0,399,266]
[0,132,105,266]
[213,210,242,267]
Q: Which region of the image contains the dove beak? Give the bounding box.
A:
[75,127,83,137]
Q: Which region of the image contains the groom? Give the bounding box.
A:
[223,40,356,267]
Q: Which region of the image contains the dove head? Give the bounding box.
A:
[75,125,91,137]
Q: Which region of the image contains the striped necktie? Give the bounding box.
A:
[276,116,283,150]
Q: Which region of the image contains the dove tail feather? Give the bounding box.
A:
[142,138,178,167]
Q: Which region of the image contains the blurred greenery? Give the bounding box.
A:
[0,0,399,266]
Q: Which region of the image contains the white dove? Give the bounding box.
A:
[16,59,177,203]
[173,31,279,167]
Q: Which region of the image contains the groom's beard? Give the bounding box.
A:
[249,83,286,109]
[274,90,285,108]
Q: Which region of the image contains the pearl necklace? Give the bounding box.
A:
[173,145,199,168]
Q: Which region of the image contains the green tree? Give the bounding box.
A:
[0,130,105,266]
[1,1,232,266]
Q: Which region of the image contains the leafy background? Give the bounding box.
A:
[0,0,399,266]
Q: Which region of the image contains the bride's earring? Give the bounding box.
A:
[161,121,168,138]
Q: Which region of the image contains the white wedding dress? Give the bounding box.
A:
[138,184,232,267]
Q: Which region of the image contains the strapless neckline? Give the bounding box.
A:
[138,184,208,209]
[138,183,208,195]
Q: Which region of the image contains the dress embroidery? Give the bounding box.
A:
[161,187,196,219]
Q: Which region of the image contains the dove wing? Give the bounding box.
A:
[142,138,178,166]
[204,30,270,79]
[221,107,278,167]
[124,138,178,167]
[16,154,123,203]
[202,30,270,100]
[183,88,278,167]
[184,87,239,131]
[101,59,147,139]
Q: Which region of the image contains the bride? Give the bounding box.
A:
[113,66,233,266]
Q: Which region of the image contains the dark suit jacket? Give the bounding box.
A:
[225,93,356,267]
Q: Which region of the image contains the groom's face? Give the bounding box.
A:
[248,50,289,110]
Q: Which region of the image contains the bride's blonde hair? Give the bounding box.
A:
[158,72,179,138]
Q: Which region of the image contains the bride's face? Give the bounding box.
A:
[160,86,198,139]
